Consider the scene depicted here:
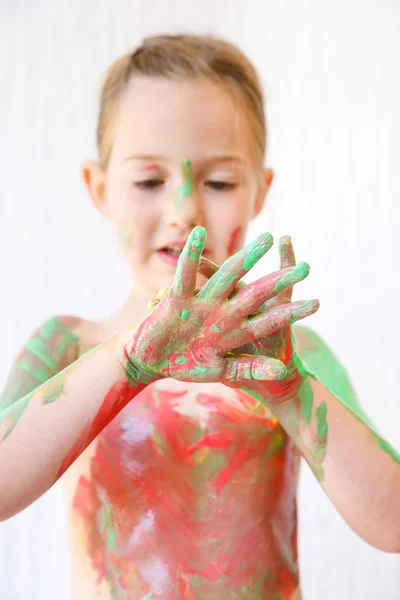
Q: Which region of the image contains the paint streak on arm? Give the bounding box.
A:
[0,316,81,437]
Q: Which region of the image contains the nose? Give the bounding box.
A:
[164,183,204,231]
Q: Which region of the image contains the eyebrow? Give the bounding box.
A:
[121,154,248,166]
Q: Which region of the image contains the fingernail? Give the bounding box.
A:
[253,358,287,380]
[273,261,310,293]
[292,299,320,321]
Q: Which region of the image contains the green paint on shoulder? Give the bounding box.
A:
[371,434,400,464]
[26,338,58,370]
[294,325,374,428]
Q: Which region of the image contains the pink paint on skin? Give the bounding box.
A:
[227,226,243,256]
[72,383,300,598]
[137,164,160,172]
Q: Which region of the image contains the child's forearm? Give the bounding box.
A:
[0,329,154,521]
[251,376,400,552]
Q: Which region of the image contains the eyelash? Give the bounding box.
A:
[134,180,236,191]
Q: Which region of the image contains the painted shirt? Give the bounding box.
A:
[69,378,300,599]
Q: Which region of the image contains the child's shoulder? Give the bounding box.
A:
[30,314,101,359]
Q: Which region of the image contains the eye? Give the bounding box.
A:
[134,179,164,190]
[206,181,236,191]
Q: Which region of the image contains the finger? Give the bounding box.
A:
[198,255,219,279]
[223,355,287,383]
[225,262,310,320]
[222,299,320,349]
[278,236,296,303]
[171,226,207,296]
[198,256,246,294]
[197,232,273,302]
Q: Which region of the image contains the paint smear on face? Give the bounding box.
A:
[227,226,242,256]
[174,159,193,212]
[118,223,133,249]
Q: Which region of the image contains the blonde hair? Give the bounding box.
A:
[97,33,267,172]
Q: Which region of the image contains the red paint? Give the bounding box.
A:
[227,226,242,256]
[137,164,160,172]
[56,378,148,480]
[72,383,300,597]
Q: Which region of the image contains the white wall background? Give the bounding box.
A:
[0,1,399,598]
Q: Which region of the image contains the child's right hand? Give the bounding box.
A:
[118,226,318,386]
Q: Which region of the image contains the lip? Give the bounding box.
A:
[155,239,209,268]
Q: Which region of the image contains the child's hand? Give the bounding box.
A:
[120,227,317,386]
[197,235,318,402]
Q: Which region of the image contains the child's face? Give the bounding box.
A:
[83,76,273,297]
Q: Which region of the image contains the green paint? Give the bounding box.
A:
[118,223,132,248]
[26,338,58,370]
[180,309,189,321]
[316,401,328,439]
[292,351,315,424]
[20,359,50,383]
[192,365,209,375]
[273,261,310,294]
[295,326,400,464]
[373,436,400,464]
[295,326,373,427]
[174,355,187,365]
[211,324,221,333]
[107,528,116,551]
[42,378,66,404]
[241,386,266,406]
[174,158,193,211]
[243,232,273,271]
[0,318,79,440]
[265,431,285,457]
[0,391,34,441]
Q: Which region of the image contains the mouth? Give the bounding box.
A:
[156,243,209,266]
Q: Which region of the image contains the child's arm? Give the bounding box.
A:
[0,226,316,521]
[270,327,400,553]
[199,243,400,553]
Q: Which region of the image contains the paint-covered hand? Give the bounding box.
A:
[119,227,318,387]
[198,236,319,403]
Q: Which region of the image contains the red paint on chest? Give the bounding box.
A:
[72,384,300,598]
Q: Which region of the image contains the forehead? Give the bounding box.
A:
[111,76,253,162]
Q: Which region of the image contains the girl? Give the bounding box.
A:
[0,33,399,600]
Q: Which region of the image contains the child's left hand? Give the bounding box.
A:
[197,236,315,405]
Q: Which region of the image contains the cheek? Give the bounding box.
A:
[114,203,157,257]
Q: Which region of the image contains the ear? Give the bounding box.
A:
[81,160,110,219]
[253,167,274,218]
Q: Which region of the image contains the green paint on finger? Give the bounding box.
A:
[273,261,310,294]
[243,233,273,271]
[180,309,189,321]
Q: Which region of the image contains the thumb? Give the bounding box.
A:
[223,354,287,383]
